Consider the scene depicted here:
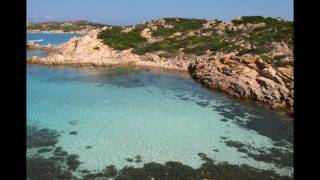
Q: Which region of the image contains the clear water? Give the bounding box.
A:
[27,33,81,58]
[27,33,81,46]
[27,64,293,176]
[26,33,293,176]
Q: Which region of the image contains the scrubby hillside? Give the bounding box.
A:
[97,16,293,67]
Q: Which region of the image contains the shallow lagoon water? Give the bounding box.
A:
[27,33,80,58]
[27,33,81,46]
[27,64,293,176]
[26,33,293,177]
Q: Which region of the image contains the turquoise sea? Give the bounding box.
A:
[27,33,81,46]
[27,34,293,177]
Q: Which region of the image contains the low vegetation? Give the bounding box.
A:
[96,16,293,67]
[97,25,148,50]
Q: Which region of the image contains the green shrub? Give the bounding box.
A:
[237,47,271,56]
[260,55,273,64]
[152,17,206,37]
[97,27,148,50]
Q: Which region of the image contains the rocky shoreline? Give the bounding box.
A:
[27,29,190,71]
[189,53,293,115]
[27,28,293,116]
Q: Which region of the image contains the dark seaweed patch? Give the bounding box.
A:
[39,153,292,180]
[83,172,105,179]
[224,140,246,149]
[116,166,149,179]
[27,157,74,180]
[37,148,53,153]
[126,155,143,163]
[28,149,81,179]
[273,140,293,149]
[198,153,215,163]
[27,126,60,148]
[27,126,82,179]
[221,118,229,122]
[224,140,293,168]
[210,100,293,144]
[196,101,210,107]
[69,131,78,135]
[198,162,284,180]
[237,147,249,153]
[134,154,142,163]
[104,165,118,178]
[85,158,292,180]
[247,148,293,168]
[66,154,81,171]
[126,158,134,163]
[51,146,69,162]
[79,169,90,174]
[220,136,229,140]
[142,162,168,179]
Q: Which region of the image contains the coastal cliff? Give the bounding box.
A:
[27,16,293,114]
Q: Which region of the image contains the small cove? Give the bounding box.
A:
[27,33,293,177]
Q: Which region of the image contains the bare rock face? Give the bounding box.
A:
[121,26,136,33]
[169,32,182,38]
[140,28,162,43]
[202,20,217,29]
[188,53,294,113]
[268,41,293,58]
[157,18,174,28]
[261,67,277,79]
[186,30,201,37]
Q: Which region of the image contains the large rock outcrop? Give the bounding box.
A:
[188,53,293,114]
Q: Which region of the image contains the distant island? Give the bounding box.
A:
[27,20,106,34]
[27,16,294,115]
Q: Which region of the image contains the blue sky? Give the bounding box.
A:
[27,0,293,25]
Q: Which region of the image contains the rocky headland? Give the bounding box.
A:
[189,52,293,114]
[27,16,293,115]
[27,29,190,71]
